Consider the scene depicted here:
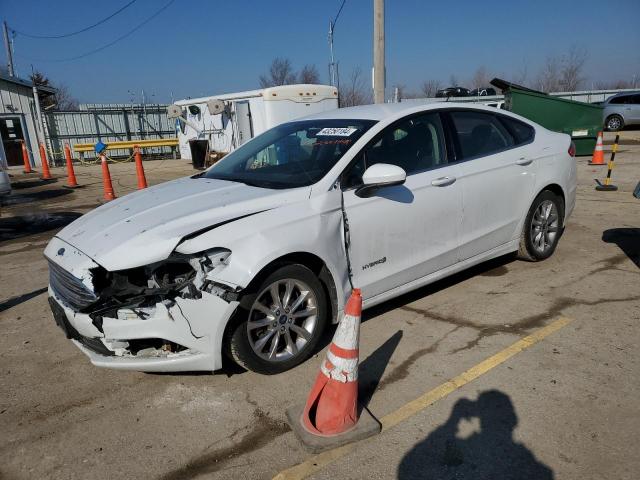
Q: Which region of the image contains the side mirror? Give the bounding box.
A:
[356,163,406,197]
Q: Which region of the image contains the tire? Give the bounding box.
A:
[517,190,564,262]
[605,114,624,132]
[225,263,328,374]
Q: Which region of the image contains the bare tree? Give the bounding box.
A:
[340,67,372,107]
[536,56,561,93]
[259,58,297,88]
[298,64,320,84]
[471,66,489,89]
[535,47,588,93]
[54,83,79,111]
[420,79,441,98]
[30,70,79,110]
[594,78,636,89]
[449,74,459,87]
[512,60,529,87]
[559,46,587,91]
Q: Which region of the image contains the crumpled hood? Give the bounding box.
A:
[55,176,309,271]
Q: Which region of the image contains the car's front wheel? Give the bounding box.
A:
[605,114,624,131]
[518,190,564,261]
[225,264,328,374]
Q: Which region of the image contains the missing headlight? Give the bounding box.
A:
[87,248,233,319]
[150,260,196,289]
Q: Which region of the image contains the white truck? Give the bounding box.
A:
[172,84,339,160]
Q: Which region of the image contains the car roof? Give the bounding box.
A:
[300,101,507,121]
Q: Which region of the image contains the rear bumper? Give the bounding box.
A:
[48,289,239,372]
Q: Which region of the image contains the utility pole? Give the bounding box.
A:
[328,0,346,88]
[3,21,15,77]
[373,0,385,103]
[30,66,47,146]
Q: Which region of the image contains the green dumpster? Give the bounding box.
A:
[491,78,603,156]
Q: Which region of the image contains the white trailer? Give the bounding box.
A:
[173,84,339,160]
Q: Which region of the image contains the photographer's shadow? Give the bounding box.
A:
[398,390,554,479]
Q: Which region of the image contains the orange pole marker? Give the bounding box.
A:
[39,143,53,180]
[21,140,33,173]
[589,131,605,165]
[134,146,148,189]
[63,144,79,188]
[100,153,116,201]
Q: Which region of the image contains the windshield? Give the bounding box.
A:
[203,119,376,189]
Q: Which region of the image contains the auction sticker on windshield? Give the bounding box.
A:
[317,127,358,136]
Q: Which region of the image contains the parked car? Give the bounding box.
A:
[602,91,640,131]
[436,87,470,98]
[45,103,576,374]
[469,87,497,97]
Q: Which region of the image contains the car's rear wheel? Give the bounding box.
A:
[606,114,624,131]
[517,190,564,261]
[225,264,328,374]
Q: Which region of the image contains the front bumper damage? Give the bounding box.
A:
[44,237,240,372]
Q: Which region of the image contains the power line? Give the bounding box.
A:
[18,0,176,63]
[332,0,347,29]
[11,0,139,39]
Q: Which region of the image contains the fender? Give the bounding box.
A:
[175,188,352,312]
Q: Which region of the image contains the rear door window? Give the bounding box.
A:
[609,95,628,105]
[448,110,514,159]
[497,115,535,145]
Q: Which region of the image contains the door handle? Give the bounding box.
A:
[431,176,456,187]
[516,157,533,166]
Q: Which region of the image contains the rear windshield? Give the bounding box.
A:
[203,119,376,189]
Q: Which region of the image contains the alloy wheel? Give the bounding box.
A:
[607,116,622,130]
[530,200,559,254]
[247,279,318,362]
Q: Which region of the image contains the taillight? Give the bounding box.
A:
[568,142,576,157]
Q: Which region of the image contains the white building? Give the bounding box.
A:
[174,84,339,160]
[0,72,56,168]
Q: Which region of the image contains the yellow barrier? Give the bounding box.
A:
[73,138,178,153]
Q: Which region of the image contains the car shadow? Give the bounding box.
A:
[602,228,640,268]
[397,390,554,479]
[363,253,517,322]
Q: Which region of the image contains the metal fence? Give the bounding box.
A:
[45,103,177,162]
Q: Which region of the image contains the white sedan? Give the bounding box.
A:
[45,103,576,374]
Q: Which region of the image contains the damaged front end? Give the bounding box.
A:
[45,238,241,372]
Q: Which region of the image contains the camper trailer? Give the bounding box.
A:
[173,84,339,160]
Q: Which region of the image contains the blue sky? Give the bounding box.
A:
[2,0,639,103]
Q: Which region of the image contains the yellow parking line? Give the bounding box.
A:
[273,316,573,480]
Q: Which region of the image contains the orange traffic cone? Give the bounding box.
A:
[134,146,148,189]
[589,131,605,165]
[287,289,381,453]
[21,140,33,174]
[63,144,79,188]
[39,144,53,180]
[100,153,116,201]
